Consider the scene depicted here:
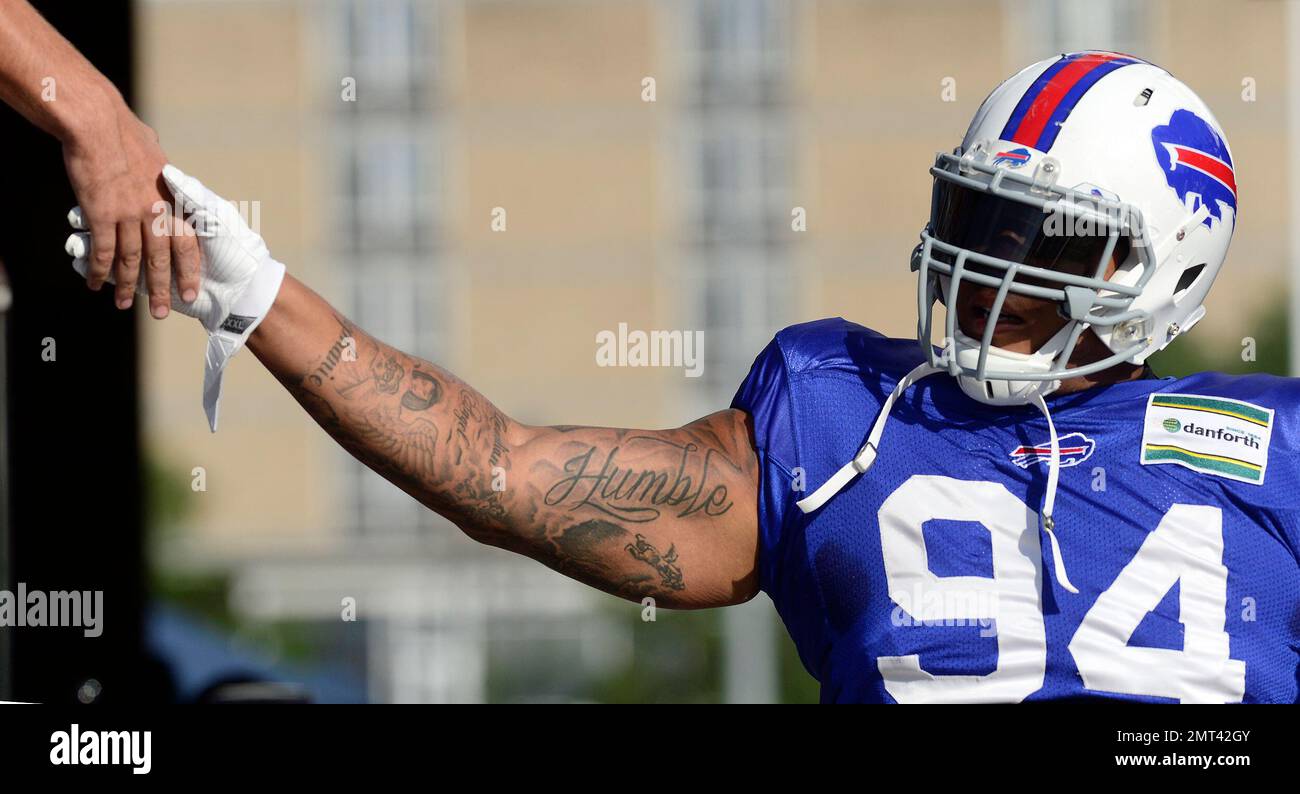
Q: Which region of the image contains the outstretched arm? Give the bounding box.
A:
[248,275,761,608]
[63,165,762,608]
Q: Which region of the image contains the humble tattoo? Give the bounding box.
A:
[542,435,736,522]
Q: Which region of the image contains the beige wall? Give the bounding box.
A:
[452,0,671,429]
[798,0,1012,337]
[1159,0,1289,331]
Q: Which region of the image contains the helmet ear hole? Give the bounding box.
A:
[1174,263,1207,301]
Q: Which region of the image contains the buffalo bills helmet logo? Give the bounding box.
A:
[1010,432,1096,469]
[1151,109,1237,229]
[992,147,1031,168]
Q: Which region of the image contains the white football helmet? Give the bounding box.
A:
[913,51,1238,405]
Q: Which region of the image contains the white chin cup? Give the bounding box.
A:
[949,330,1063,406]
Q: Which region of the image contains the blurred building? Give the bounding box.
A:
[134,0,1292,702]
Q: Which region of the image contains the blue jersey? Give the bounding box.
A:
[732,318,1300,703]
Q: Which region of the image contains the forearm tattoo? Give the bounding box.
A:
[284,314,753,604]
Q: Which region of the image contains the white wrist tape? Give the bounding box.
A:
[65,164,286,432]
[201,254,285,432]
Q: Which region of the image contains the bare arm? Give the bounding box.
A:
[0,0,115,142]
[247,275,761,608]
[0,0,199,314]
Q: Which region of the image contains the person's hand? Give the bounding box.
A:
[61,108,201,319]
[65,165,287,431]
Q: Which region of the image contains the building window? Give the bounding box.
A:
[331,0,445,539]
[680,0,794,396]
[1046,0,1147,57]
[690,0,791,107]
[1002,0,1150,69]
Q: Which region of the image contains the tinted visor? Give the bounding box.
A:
[930,179,1127,281]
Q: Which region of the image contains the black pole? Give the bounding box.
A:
[0,262,10,701]
[0,0,150,704]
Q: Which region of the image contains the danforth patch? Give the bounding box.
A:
[1140,393,1273,484]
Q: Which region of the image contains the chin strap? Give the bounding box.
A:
[797,361,1079,595]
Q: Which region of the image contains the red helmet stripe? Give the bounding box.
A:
[1167,145,1237,197]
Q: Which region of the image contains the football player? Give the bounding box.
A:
[65,51,1297,703]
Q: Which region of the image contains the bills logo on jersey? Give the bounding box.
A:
[992,147,1032,168]
[1151,109,1237,229]
[1010,431,1096,468]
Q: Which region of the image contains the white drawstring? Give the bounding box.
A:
[796,362,940,514]
[796,362,1079,595]
[1030,393,1078,594]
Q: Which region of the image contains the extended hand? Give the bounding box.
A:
[61,111,201,318]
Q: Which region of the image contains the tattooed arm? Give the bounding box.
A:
[246,275,761,608]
